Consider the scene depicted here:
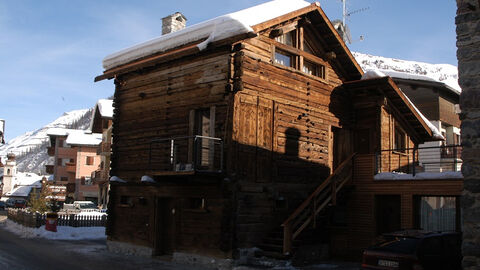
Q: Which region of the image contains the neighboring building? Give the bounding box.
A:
[46,128,102,203]
[90,99,114,209]
[96,0,463,261]
[353,52,462,173]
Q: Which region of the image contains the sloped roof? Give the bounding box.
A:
[344,77,439,143]
[47,128,102,146]
[96,0,363,82]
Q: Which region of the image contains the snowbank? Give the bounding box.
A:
[103,0,311,70]
[374,171,463,180]
[2,219,106,240]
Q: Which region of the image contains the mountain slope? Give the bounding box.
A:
[353,52,460,93]
[0,109,93,174]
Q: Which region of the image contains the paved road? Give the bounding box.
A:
[0,211,359,270]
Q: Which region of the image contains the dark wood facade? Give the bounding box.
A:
[98,3,462,260]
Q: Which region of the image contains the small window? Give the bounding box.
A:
[275,50,294,67]
[275,31,295,46]
[394,127,406,152]
[303,40,315,54]
[57,158,62,166]
[186,198,206,210]
[86,156,94,165]
[60,177,68,182]
[302,60,325,78]
[84,177,92,186]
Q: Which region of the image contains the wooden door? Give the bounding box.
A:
[332,127,352,170]
[154,197,176,255]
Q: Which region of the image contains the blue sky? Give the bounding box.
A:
[0,0,458,141]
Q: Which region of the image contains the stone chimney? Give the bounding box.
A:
[162,12,187,35]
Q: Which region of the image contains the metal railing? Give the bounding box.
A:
[148,135,223,174]
[375,144,462,176]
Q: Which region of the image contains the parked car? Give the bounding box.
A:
[0,201,5,210]
[14,199,26,208]
[361,230,461,270]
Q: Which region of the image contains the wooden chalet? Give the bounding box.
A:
[96,0,463,261]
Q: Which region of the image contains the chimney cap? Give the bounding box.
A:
[162,12,187,22]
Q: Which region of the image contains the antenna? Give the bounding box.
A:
[338,0,369,44]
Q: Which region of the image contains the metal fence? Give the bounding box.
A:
[7,208,107,228]
[375,144,462,175]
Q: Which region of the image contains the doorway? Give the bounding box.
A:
[375,195,401,235]
[154,197,176,255]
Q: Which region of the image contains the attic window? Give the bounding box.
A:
[269,26,326,80]
[394,126,406,153]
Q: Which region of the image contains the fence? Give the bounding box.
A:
[375,144,462,175]
[7,208,107,228]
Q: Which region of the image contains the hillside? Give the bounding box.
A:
[0,109,92,175]
[353,52,460,93]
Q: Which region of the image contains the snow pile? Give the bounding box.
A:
[2,219,106,240]
[353,52,460,93]
[375,171,463,180]
[103,0,311,69]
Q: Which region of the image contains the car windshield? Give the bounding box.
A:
[79,203,96,209]
[371,238,419,255]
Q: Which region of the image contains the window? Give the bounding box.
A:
[274,50,294,67]
[86,156,94,165]
[194,108,213,168]
[270,27,326,80]
[60,177,68,182]
[394,127,406,152]
[83,177,92,186]
[57,158,62,166]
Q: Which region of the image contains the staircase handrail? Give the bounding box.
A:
[281,153,356,254]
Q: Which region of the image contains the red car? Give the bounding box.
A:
[361,230,461,270]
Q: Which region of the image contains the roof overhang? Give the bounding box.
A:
[95,2,363,82]
[344,77,439,143]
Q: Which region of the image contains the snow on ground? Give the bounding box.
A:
[375,171,463,180]
[2,219,106,240]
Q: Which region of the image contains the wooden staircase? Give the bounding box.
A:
[278,153,356,255]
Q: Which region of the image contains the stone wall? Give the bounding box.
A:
[456,0,480,268]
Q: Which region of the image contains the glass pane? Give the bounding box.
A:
[275,31,294,46]
[275,51,292,67]
[420,196,456,231]
[303,40,314,54]
[303,61,316,76]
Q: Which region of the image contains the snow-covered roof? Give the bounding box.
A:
[14,172,43,186]
[360,70,444,141]
[96,99,114,118]
[354,52,460,94]
[47,128,101,146]
[4,185,34,197]
[103,0,311,70]
[65,131,102,146]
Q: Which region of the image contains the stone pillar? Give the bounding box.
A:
[456,0,480,268]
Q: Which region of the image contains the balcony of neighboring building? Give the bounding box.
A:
[148,135,223,176]
[373,144,463,180]
[45,164,54,174]
[65,162,76,173]
[47,146,55,156]
[97,141,111,156]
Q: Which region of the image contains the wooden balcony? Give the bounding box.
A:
[65,162,76,173]
[47,146,55,156]
[148,135,223,176]
[45,165,54,174]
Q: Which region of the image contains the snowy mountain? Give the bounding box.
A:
[0,109,93,175]
[353,52,460,93]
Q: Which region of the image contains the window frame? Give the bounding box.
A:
[268,25,327,81]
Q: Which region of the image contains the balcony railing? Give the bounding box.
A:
[45,165,54,174]
[91,170,108,183]
[148,135,223,175]
[375,144,462,176]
